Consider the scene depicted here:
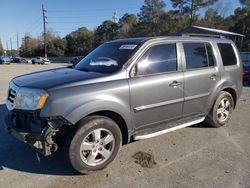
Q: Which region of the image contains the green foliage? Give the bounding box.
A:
[20,35,40,57]
[230,7,250,50]
[65,27,94,56]
[0,38,4,55]
[199,8,224,28]
[137,0,166,36]
[94,20,120,46]
[119,13,138,37]
[171,0,218,24]
[240,0,250,9]
[47,37,67,57]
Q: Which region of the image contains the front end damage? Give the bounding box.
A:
[4,111,72,156]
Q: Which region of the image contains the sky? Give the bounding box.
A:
[0,0,242,50]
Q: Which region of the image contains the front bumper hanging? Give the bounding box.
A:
[4,113,59,156]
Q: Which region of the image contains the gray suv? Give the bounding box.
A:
[4,36,242,174]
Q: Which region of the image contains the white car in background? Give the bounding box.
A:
[32,57,51,65]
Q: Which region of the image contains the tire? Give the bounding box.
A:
[65,116,122,174]
[32,60,35,64]
[206,91,234,128]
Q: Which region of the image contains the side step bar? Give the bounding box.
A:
[134,117,205,140]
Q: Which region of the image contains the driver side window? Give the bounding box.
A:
[136,43,177,76]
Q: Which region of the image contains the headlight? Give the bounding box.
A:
[15,88,48,110]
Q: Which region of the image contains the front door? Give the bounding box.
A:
[129,43,184,129]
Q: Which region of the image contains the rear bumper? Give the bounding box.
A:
[4,113,58,156]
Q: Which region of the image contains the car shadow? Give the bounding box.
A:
[0,104,79,176]
[189,122,214,128]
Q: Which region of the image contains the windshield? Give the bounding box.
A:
[75,42,140,73]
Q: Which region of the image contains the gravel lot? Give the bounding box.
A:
[0,64,250,188]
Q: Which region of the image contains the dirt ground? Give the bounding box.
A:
[0,64,249,188]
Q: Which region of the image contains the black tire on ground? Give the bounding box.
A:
[65,116,122,174]
[32,60,35,64]
[206,91,234,128]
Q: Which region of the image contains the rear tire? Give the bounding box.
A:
[65,116,122,174]
[206,91,234,128]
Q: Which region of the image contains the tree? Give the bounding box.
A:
[171,0,218,25]
[136,0,166,36]
[19,34,40,57]
[47,37,67,57]
[199,8,224,28]
[0,38,4,55]
[230,7,250,50]
[66,27,94,56]
[240,0,250,10]
[119,13,138,37]
[94,20,120,46]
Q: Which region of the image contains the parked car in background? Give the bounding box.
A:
[11,57,27,63]
[32,56,51,65]
[240,52,250,84]
[70,56,84,66]
[0,56,11,64]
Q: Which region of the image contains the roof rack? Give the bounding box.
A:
[181,33,225,39]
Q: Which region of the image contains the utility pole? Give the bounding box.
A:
[6,40,9,55]
[17,32,19,56]
[10,38,13,50]
[42,4,48,58]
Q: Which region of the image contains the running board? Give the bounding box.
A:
[134,117,205,140]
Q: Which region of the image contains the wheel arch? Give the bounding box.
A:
[221,87,237,108]
[86,110,129,144]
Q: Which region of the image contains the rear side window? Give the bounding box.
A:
[218,43,237,66]
[137,43,177,76]
[184,43,215,69]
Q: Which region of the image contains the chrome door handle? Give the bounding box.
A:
[169,81,182,88]
[210,74,217,80]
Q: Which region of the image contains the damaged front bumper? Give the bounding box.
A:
[4,112,69,156]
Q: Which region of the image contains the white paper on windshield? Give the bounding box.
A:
[119,44,137,50]
[90,60,118,66]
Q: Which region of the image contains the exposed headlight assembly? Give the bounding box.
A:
[6,81,48,111]
[15,88,48,110]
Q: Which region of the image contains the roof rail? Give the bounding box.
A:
[181,33,225,39]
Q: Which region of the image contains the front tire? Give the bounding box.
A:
[206,91,234,128]
[65,116,122,174]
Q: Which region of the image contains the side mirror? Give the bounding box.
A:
[130,64,138,77]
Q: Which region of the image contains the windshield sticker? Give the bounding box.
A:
[119,44,137,50]
[90,60,118,66]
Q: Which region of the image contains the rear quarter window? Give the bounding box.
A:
[218,43,237,66]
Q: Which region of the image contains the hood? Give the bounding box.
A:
[13,68,107,89]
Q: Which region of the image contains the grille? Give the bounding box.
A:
[6,82,19,110]
[8,88,16,104]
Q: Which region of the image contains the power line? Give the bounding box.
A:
[48,15,112,19]
[48,21,103,24]
[47,7,139,13]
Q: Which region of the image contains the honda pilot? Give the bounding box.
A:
[4,36,242,174]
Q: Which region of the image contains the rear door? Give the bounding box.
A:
[182,42,220,117]
[129,43,184,129]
